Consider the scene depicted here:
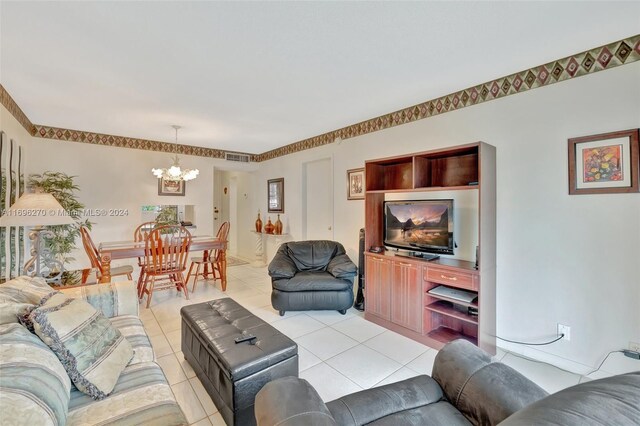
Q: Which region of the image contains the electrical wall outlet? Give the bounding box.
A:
[557,323,571,341]
[630,342,640,352]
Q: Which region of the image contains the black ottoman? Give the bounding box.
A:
[181,298,298,426]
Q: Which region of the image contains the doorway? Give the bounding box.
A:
[213,169,232,251]
[303,157,334,240]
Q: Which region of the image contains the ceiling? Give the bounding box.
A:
[1,2,639,154]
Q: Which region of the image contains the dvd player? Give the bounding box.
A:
[428,285,477,303]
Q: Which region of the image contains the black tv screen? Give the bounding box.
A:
[384,199,454,255]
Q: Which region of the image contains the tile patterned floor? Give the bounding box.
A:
[139,263,597,426]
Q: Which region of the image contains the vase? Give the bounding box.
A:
[274,214,283,235]
[264,217,274,234]
[255,212,263,233]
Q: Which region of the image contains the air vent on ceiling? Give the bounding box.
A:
[225,152,250,162]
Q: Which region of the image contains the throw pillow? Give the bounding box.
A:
[0,323,72,426]
[30,293,133,399]
[0,276,58,325]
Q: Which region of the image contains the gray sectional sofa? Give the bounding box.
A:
[255,339,640,426]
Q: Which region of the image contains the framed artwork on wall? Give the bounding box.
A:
[158,178,185,196]
[347,168,365,200]
[568,129,639,195]
[268,177,284,213]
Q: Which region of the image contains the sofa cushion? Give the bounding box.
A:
[0,323,72,426]
[500,372,640,426]
[67,361,188,426]
[110,315,155,364]
[30,293,133,399]
[61,281,139,319]
[0,275,56,304]
[0,275,57,325]
[273,271,352,292]
[368,401,471,426]
[327,375,451,425]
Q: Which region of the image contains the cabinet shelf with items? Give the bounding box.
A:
[424,300,478,324]
[363,142,495,354]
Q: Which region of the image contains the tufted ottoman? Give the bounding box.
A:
[181,298,298,426]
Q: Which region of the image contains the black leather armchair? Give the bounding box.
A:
[268,240,357,316]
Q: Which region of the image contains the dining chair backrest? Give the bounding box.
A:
[80,226,102,273]
[144,225,192,274]
[213,221,230,261]
[134,221,157,242]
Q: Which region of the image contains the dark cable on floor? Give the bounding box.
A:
[501,349,624,378]
[495,334,565,346]
[584,350,623,376]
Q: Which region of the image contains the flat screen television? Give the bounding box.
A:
[384,199,454,255]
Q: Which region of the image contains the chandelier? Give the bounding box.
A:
[152,125,200,181]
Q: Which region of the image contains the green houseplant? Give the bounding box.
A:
[28,172,91,267]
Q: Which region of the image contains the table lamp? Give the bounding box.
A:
[0,191,75,281]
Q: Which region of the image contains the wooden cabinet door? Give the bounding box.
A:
[365,256,391,320]
[391,260,422,332]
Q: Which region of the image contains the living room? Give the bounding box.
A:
[1,2,639,426]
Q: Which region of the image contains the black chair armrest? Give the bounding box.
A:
[268,252,298,279]
[432,340,548,426]
[326,254,357,279]
[255,377,337,426]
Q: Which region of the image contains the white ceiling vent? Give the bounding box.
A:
[225,152,250,162]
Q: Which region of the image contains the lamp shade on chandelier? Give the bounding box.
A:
[152,126,199,182]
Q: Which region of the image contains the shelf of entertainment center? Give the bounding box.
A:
[427,326,477,346]
[425,300,478,324]
[366,185,479,194]
[366,252,476,272]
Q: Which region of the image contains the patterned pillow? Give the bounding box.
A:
[0,323,72,426]
[30,293,133,400]
[0,276,57,325]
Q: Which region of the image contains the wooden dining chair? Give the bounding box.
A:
[133,221,158,297]
[80,226,133,283]
[139,225,192,308]
[187,221,230,292]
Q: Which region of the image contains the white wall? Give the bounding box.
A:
[252,62,640,372]
[22,135,257,270]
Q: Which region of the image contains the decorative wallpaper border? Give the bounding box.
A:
[31,124,230,159]
[254,34,640,162]
[2,35,639,162]
[0,85,35,134]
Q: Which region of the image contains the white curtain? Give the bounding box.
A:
[1,131,26,281]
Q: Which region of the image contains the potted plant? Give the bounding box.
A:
[28,172,92,271]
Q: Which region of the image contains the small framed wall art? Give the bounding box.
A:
[568,129,639,195]
[347,168,365,200]
[158,178,186,196]
[268,177,284,213]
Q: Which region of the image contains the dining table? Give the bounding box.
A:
[98,235,228,290]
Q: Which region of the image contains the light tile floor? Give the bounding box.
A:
[140,263,601,426]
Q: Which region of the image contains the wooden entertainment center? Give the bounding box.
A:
[364,142,496,354]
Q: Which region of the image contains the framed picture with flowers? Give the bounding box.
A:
[347,168,365,200]
[568,129,639,195]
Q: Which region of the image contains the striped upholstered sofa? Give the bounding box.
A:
[0,276,187,426]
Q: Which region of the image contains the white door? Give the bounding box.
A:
[303,158,333,240]
[228,176,237,254]
[213,169,231,249]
